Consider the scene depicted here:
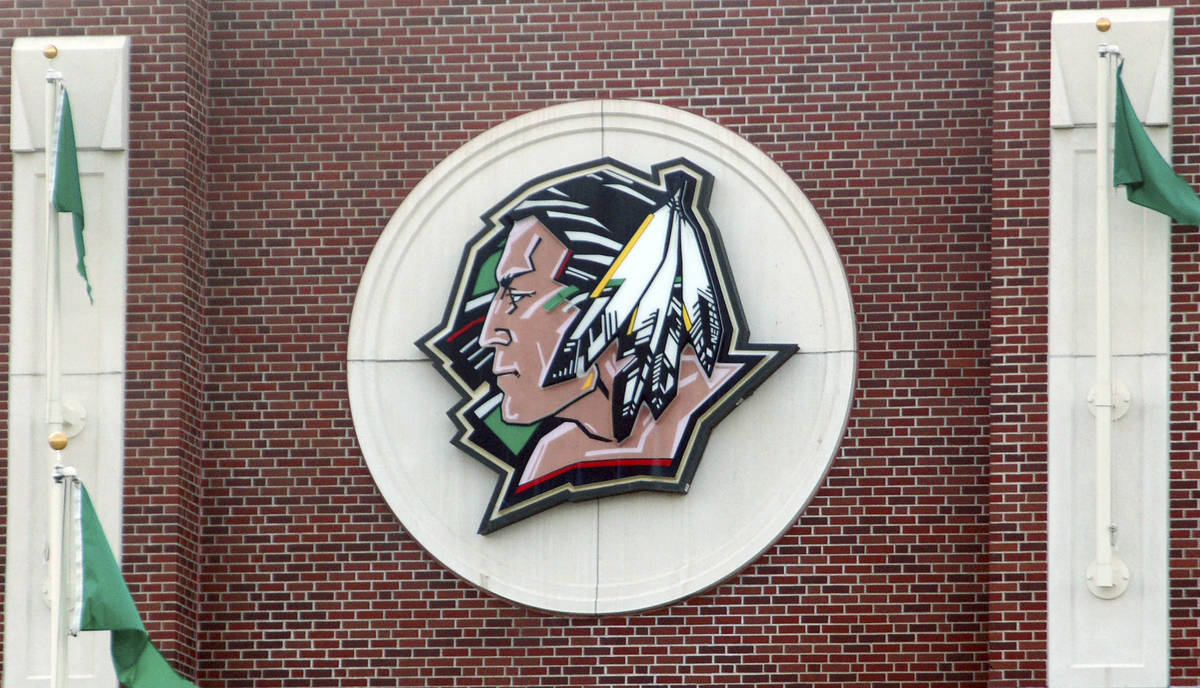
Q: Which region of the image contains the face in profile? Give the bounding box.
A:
[478,216,594,424]
[419,159,796,533]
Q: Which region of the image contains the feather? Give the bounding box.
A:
[541,171,727,440]
[678,190,722,374]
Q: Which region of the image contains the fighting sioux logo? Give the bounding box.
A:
[419,159,796,533]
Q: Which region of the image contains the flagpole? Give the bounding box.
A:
[44,66,64,444]
[49,463,74,688]
[1088,43,1128,599]
[43,61,71,688]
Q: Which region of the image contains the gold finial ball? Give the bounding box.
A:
[1097,17,1112,32]
[48,431,68,451]
[43,44,58,59]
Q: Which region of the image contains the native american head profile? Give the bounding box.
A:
[419,158,797,533]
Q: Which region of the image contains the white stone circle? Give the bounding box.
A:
[348,100,856,614]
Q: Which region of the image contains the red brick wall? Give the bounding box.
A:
[1167,4,1200,687]
[989,2,1051,683]
[125,0,209,674]
[208,1,992,685]
[0,0,1004,685]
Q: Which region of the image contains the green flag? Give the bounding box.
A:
[1113,64,1200,225]
[73,482,199,688]
[51,88,93,303]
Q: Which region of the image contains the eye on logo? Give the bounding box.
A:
[418,158,797,533]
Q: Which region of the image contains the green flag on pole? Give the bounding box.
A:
[51,88,93,303]
[1113,64,1200,225]
[73,483,199,688]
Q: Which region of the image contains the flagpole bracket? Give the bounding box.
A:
[1087,379,1132,420]
[59,395,86,439]
[1098,43,1122,58]
[1087,555,1131,599]
[53,465,77,482]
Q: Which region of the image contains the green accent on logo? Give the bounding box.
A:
[483,405,540,455]
[595,278,624,295]
[543,285,581,311]
[472,249,503,297]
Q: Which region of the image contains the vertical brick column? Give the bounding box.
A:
[1171,7,1200,686]
[123,0,209,674]
[989,3,1052,684]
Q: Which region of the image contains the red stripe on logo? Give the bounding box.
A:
[516,458,673,493]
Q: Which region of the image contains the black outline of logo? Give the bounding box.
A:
[418,158,796,533]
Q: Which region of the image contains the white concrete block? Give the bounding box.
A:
[7,35,128,688]
[10,36,129,151]
[1047,9,1171,686]
[10,153,128,376]
[1051,9,1172,128]
[1047,128,1170,357]
[4,375,122,687]
[1047,356,1168,686]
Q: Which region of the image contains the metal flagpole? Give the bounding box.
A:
[1087,43,1129,600]
[44,70,63,445]
[49,463,74,688]
[43,57,71,688]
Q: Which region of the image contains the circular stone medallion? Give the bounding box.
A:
[349,100,855,614]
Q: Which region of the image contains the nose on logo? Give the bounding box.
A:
[418,158,798,534]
